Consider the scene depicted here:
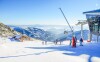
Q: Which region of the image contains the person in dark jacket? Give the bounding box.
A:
[80,38,83,46]
[75,36,77,43]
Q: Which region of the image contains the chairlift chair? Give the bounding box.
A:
[64,30,68,34]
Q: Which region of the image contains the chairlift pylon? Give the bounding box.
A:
[59,8,74,35]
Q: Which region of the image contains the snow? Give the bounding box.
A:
[0,39,100,62]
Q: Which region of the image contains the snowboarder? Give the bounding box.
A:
[80,38,83,46]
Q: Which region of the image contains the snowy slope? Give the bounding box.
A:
[0,41,100,62]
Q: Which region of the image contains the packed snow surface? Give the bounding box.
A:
[0,40,100,62]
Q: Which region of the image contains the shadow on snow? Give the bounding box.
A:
[0,43,100,62]
[25,43,100,62]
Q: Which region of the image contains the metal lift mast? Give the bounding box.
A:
[59,8,77,47]
[59,8,74,35]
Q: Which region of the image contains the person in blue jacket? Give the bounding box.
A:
[80,38,83,46]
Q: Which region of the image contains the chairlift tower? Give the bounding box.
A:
[76,20,87,39]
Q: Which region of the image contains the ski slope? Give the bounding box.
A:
[0,40,100,62]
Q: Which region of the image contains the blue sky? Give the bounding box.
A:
[0,0,100,25]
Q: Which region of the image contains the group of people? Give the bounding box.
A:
[70,36,83,48]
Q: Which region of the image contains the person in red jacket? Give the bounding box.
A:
[72,36,76,47]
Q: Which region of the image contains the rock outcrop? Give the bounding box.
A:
[0,22,20,37]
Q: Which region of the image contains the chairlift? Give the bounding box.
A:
[64,30,68,34]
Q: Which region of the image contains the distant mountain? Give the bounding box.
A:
[11,26,55,41]
[0,22,20,37]
[14,27,33,37]
[8,25,100,42]
[9,25,91,42]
